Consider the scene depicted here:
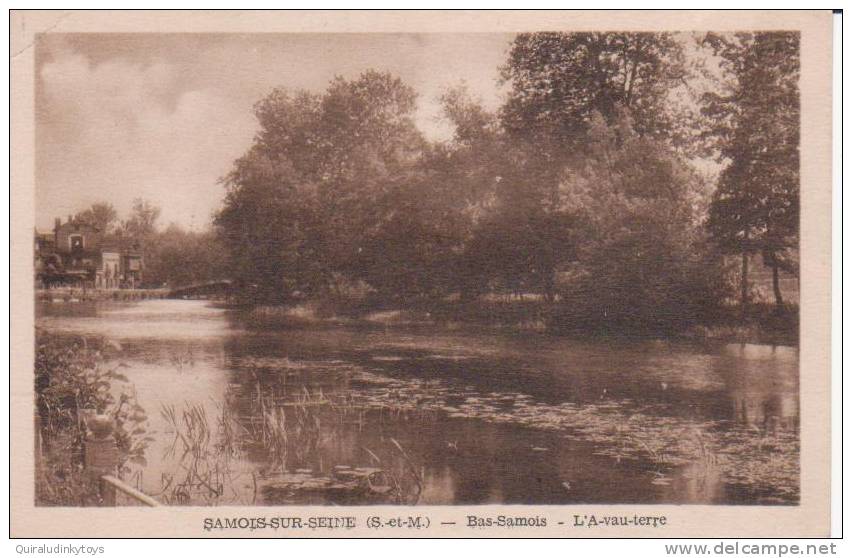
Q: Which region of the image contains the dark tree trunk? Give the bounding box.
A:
[543,268,555,303]
[741,252,749,316]
[770,255,784,310]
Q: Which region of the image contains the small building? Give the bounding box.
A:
[34,230,55,254]
[99,250,121,289]
[120,251,143,288]
[35,216,145,289]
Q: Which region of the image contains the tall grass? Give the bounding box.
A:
[158,398,256,505]
[158,384,429,505]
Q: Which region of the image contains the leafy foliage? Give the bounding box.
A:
[143,224,229,289]
[75,202,118,234]
[501,32,689,149]
[35,332,152,505]
[121,198,162,240]
[702,32,800,307]
[205,32,797,332]
[216,71,437,303]
[551,112,730,331]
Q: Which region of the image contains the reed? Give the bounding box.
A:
[159,401,254,505]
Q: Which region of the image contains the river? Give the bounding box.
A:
[36,299,799,506]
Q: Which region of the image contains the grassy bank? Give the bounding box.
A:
[680,304,799,346]
[235,298,799,347]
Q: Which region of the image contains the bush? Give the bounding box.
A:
[34,331,151,506]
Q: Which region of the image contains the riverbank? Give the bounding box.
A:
[232,299,799,347]
[36,287,168,303]
[36,291,798,346]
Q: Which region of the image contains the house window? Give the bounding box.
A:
[69,234,84,252]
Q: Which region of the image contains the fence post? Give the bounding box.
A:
[83,413,119,506]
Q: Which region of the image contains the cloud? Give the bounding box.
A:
[37,48,256,230]
[35,34,514,230]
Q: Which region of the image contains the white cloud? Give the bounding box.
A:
[37,50,256,231]
[35,34,514,231]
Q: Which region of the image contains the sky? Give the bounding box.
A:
[35,33,515,231]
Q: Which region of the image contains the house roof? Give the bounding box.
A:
[56,219,101,233]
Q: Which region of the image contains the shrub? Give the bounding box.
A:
[34,331,151,506]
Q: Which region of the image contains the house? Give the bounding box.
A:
[34,230,55,254]
[100,250,121,289]
[35,216,145,289]
[121,251,144,287]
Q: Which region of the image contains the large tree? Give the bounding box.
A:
[75,202,118,233]
[215,147,325,302]
[216,71,432,302]
[438,86,582,301]
[555,111,722,331]
[500,32,688,151]
[489,32,694,306]
[120,198,161,241]
[703,32,800,310]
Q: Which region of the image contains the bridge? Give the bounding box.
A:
[166,279,233,299]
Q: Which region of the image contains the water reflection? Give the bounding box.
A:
[721,344,799,433]
[36,300,800,505]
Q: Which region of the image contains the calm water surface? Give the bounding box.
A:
[36,299,799,506]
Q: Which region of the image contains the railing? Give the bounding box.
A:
[99,475,159,507]
[36,412,160,507]
[83,414,160,507]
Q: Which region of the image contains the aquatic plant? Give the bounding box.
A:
[362,438,424,505]
[344,368,798,504]
[159,400,255,505]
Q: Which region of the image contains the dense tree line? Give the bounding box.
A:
[211,32,798,332]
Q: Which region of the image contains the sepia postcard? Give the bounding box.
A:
[10,10,834,538]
